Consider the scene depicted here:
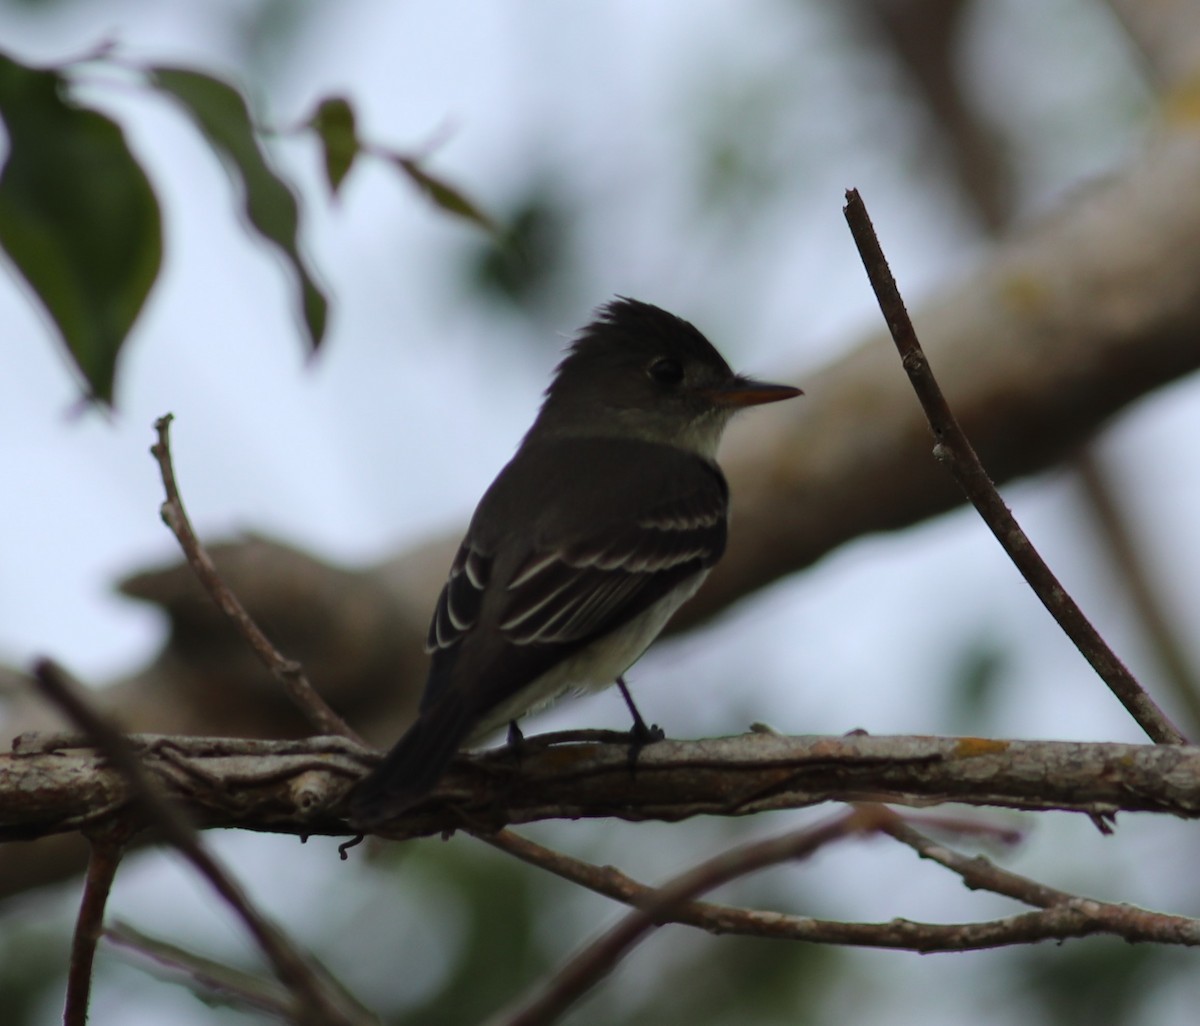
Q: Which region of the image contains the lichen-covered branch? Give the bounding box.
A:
[6,732,1200,844]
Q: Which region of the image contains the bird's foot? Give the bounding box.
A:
[623,717,664,777]
[627,716,665,746]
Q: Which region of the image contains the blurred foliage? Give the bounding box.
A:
[0,918,66,1024]
[226,0,318,90]
[308,95,358,197]
[1013,939,1189,1026]
[0,0,77,9]
[690,73,798,227]
[944,634,1012,731]
[614,934,835,1026]
[380,838,547,1025]
[356,833,840,1026]
[463,182,575,319]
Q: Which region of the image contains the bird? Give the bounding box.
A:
[348,297,801,821]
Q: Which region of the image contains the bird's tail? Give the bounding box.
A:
[347,698,475,825]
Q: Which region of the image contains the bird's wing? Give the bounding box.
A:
[418,439,730,721]
[427,483,726,653]
[497,488,726,644]
[426,543,491,653]
[352,486,727,821]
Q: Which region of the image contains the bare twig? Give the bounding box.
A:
[880,811,1097,907]
[66,831,128,1026]
[105,920,297,1019]
[882,812,1200,942]
[150,414,365,744]
[866,0,1013,231]
[896,809,1024,847]
[487,807,883,1026]
[482,815,1200,953]
[842,188,1187,747]
[32,659,372,1026]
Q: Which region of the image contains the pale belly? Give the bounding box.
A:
[466,571,707,741]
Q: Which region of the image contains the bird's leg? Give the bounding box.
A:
[616,676,664,776]
[616,676,663,741]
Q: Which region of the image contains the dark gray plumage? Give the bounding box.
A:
[349,298,800,821]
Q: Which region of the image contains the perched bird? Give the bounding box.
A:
[349,298,800,821]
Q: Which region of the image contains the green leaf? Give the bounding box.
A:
[465,189,568,310]
[308,96,358,197]
[148,65,327,352]
[0,52,162,404]
[391,153,497,237]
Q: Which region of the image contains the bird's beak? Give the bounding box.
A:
[707,375,803,408]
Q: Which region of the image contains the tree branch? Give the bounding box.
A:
[487,807,880,1026]
[479,818,1200,952]
[150,414,365,745]
[843,187,1187,746]
[31,660,371,1026]
[66,831,127,1026]
[8,130,1200,785]
[104,921,322,1021]
[8,731,1200,844]
[881,815,1200,942]
[1074,450,1200,734]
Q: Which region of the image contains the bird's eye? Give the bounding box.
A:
[648,357,684,386]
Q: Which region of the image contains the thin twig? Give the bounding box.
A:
[881,812,1081,908]
[32,659,372,1026]
[897,809,1023,847]
[150,414,364,744]
[881,812,1200,941]
[842,188,1187,746]
[480,816,1200,953]
[486,807,883,1026]
[65,831,128,1026]
[105,920,296,1019]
